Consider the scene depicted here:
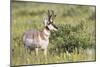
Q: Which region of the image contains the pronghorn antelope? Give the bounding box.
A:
[23,10,58,58]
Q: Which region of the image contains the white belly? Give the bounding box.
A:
[39,39,49,49]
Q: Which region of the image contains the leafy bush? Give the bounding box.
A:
[49,21,95,54]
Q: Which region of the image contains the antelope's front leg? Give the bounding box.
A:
[35,48,38,56]
[44,49,47,63]
[44,49,47,57]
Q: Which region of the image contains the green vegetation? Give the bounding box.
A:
[11,1,96,66]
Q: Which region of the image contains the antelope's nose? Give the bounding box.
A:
[54,28,57,31]
[54,26,58,31]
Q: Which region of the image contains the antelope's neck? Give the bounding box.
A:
[42,27,50,39]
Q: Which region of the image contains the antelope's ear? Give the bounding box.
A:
[43,15,49,26]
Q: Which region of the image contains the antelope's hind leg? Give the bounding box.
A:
[35,48,40,63]
[44,49,47,58]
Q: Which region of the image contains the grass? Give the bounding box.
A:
[11,1,96,66]
[12,44,95,65]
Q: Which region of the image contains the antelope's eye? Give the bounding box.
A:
[54,15,56,17]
